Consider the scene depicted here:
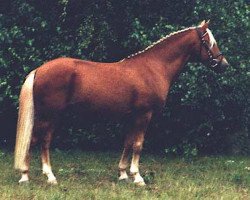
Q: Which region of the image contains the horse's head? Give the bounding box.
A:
[193,20,229,73]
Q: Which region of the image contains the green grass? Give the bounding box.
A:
[0,150,249,200]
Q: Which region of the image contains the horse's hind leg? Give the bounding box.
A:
[41,123,57,184]
[18,135,38,183]
[118,134,133,180]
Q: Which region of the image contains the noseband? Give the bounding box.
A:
[195,27,223,68]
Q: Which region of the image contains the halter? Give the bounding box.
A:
[195,27,223,68]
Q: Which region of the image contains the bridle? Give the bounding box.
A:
[195,27,223,68]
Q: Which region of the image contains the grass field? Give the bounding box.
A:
[0,150,249,200]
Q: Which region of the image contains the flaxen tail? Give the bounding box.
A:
[14,70,36,171]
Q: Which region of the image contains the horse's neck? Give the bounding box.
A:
[158,30,195,83]
[165,37,194,83]
[132,29,196,84]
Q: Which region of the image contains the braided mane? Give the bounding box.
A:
[120,26,195,62]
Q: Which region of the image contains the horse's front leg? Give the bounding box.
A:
[130,130,146,186]
[119,112,152,185]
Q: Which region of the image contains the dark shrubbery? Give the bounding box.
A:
[0,0,249,154]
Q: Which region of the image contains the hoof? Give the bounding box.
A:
[47,179,58,185]
[118,174,129,181]
[118,177,130,183]
[18,179,29,184]
[18,175,29,184]
[134,181,146,186]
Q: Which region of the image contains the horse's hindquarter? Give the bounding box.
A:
[34,58,79,115]
[33,58,163,118]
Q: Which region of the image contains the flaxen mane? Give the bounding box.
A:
[120,27,193,62]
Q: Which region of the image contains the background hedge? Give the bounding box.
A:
[0,0,249,155]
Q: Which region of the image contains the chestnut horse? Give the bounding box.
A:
[14,21,229,186]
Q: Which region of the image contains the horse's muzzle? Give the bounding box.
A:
[212,58,229,73]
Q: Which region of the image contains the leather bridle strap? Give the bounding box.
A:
[195,27,223,68]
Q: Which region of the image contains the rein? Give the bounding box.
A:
[195,27,223,68]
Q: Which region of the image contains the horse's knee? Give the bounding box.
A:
[41,140,50,151]
[133,141,143,154]
[41,130,53,147]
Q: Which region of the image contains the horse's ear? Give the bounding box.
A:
[199,20,206,26]
[199,20,210,31]
[205,20,210,27]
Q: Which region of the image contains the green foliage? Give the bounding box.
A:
[0,0,249,154]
